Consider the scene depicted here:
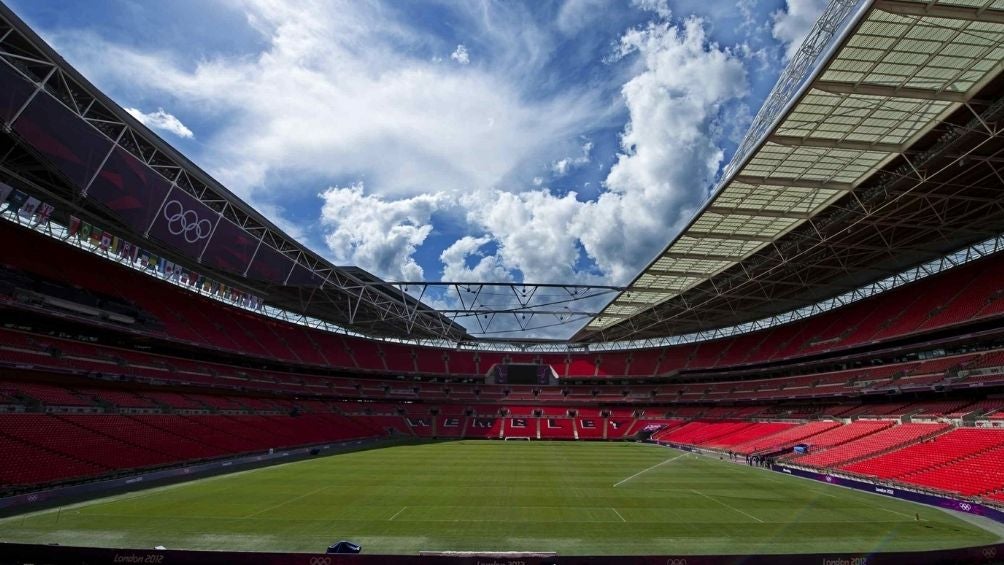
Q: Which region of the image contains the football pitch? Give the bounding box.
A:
[0,441,999,555]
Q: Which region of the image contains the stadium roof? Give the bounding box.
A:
[2,0,1003,346]
[578,0,1004,342]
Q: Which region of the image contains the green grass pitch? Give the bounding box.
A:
[0,440,999,555]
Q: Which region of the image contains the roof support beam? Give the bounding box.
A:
[681,230,775,243]
[646,269,714,277]
[873,0,1004,24]
[623,287,682,294]
[609,300,660,308]
[661,251,747,261]
[767,134,903,154]
[732,175,855,192]
[706,206,812,220]
[812,80,970,103]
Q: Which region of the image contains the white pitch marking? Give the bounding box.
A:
[613,453,688,487]
[610,507,627,522]
[691,489,764,523]
[242,485,329,519]
[389,506,408,521]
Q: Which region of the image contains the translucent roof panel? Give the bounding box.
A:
[777,91,953,146]
[587,0,1004,333]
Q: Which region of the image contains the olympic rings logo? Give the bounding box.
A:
[309,557,332,565]
[163,199,212,243]
[983,547,997,558]
[958,502,972,512]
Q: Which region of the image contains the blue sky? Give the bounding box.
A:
[8,0,826,291]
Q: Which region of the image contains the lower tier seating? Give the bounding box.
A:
[0,412,384,490]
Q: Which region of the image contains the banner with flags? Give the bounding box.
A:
[4,198,266,314]
[35,202,55,224]
[68,216,82,237]
[18,196,40,218]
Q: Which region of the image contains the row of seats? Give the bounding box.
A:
[5,328,1004,409]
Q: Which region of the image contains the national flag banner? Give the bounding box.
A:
[68,216,82,237]
[35,202,55,223]
[18,197,40,218]
[0,182,13,204]
[147,253,158,270]
[99,232,112,251]
[164,261,175,279]
[80,222,92,241]
[120,241,132,259]
[110,236,121,255]
[89,227,102,245]
[156,257,166,274]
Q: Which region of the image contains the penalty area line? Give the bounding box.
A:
[691,489,764,523]
[613,453,688,487]
[388,506,408,521]
[242,485,330,519]
[610,508,626,522]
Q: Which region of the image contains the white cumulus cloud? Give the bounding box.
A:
[772,0,828,60]
[125,107,194,139]
[320,183,448,281]
[576,17,747,282]
[433,17,747,286]
[440,236,511,282]
[57,0,607,203]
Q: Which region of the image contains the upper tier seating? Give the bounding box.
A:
[6,219,1004,379]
